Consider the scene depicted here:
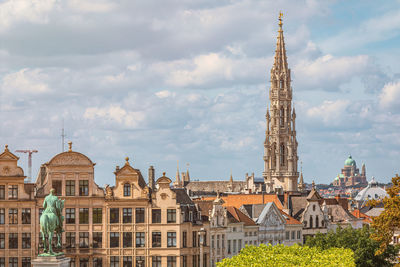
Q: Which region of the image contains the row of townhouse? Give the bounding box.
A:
[0,144,209,267]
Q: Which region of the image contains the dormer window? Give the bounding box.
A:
[124,183,131,197]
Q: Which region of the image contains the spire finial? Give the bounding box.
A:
[312,180,316,190]
[125,157,130,165]
[4,144,8,152]
[68,141,72,152]
[163,172,166,176]
[279,11,283,27]
[230,169,233,183]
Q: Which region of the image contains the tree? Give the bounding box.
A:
[305,225,398,267]
[217,243,355,267]
[370,174,400,258]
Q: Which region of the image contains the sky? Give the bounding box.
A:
[0,0,400,186]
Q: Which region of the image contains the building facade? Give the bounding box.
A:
[333,155,367,187]
[263,13,299,193]
[0,144,209,267]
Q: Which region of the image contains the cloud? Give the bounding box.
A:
[0,0,56,31]
[1,68,50,95]
[293,54,369,91]
[67,0,115,13]
[306,99,350,125]
[379,81,400,111]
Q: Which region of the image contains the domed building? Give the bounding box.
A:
[354,177,388,203]
[332,155,367,187]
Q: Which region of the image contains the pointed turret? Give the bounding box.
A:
[229,170,233,183]
[263,12,298,192]
[173,160,182,188]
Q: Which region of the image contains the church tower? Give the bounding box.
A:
[263,13,299,192]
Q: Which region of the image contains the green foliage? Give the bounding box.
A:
[305,226,399,267]
[217,243,355,267]
[370,174,400,258]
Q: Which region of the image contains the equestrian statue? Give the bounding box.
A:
[39,188,65,256]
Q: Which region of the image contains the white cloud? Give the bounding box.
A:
[155,90,174,98]
[67,0,115,13]
[0,0,56,30]
[84,105,146,128]
[306,100,350,125]
[294,54,369,91]
[1,68,50,94]
[379,81,400,110]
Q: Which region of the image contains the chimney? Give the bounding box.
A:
[148,166,155,190]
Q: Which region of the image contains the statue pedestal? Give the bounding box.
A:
[32,255,70,267]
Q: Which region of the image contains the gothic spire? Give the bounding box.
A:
[273,12,288,73]
[174,160,181,188]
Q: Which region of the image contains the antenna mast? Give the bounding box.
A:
[61,119,66,152]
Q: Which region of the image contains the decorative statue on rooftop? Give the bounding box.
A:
[39,188,65,256]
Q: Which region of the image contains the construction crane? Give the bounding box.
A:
[15,149,38,183]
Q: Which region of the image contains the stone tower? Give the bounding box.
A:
[263,13,299,192]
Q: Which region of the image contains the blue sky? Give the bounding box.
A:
[0,0,399,186]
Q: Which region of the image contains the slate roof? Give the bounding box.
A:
[172,188,194,205]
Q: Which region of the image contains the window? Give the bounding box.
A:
[309,215,313,228]
[285,231,289,240]
[152,232,161,247]
[167,209,176,223]
[182,256,187,267]
[80,258,89,267]
[0,186,4,199]
[152,256,161,267]
[135,208,145,223]
[123,208,132,223]
[212,235,214,249]
[0,209,4,224]
[22,233,31,249]
[9,233,18,249]
[297,230,301,240]
[93,232,102,248]
[123,256,132,267]
[312,204,316,211]
[217,235,220,248]
[280,143,285,166]
[66,208,75,224]
[69,258,76,267]
[0,233,4,249]
[193,255,197,267]
[167,256,176,267]
[167,232,176,247]
[79,180,89,196]
[136,256,145,267]
[110,208,119,223]
[66,180,75,196]
[9,208,18,224]
[222,234,225,248]
[79,208,89,224]
[136,232,145,247]
[79,232,89,248]
[8,185,18,199]
[0,258,4,267]
[192,231,197,247]
[280,80,284,88]
[123,184,131,197]
[9,258,17,267]
[93,208,102,224]
[52,180,62,196]
[93,258,102,267]
[22,208,31,224]
[152,209,161,223]
[123,232,132,248]
[22,257,30,267]
[110,256,119,267]
[110,232,119,248]
[66,232,75,248]
[233,240,236,253]
[182,231,187,248]
[316,215,319,228]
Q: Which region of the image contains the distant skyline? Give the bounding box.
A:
[1,0,399,186]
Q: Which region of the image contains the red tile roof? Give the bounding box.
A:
[279,210,302,225]
[202,194,283,210]
[226,206,256,226]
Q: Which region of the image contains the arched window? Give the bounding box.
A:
[309,215,313,228]
[316,216,319,228]
[280,107,285,126]
[124,183,131,197]
[280,144,285,166]
[313,205,315,211]
[280,80,284,89]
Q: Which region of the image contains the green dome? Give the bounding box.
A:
[344,155,356,166]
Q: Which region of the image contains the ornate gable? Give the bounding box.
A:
[257,202,286,227]
[0,145,24,177]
